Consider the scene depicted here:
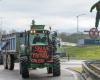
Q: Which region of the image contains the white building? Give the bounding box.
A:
[61,42,77,46]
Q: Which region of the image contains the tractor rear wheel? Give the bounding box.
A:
[53,56,60,76]
[7,54,15,70]
[21,62,29,78]
[47,67,53,74]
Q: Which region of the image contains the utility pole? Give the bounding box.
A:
[76,14,86,33]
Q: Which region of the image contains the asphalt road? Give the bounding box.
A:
[0,60,84,80]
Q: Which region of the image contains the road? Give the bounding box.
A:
[0,60,84,80]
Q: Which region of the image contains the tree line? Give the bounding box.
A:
[58,32,90,43]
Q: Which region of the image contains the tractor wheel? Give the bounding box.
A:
[0,55,3,64]
[53,56,60,76]
[33,68,36,70]
[7,54,15,70]
[21,62,29,78]
[20,63,22,74]
[3,54,8,69]
[47,67,53,74]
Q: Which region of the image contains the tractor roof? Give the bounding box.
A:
[31,25,45,30]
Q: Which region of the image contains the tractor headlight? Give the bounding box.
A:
[31,30,36,34]
[33,30,36,33]
[30,30,33,33]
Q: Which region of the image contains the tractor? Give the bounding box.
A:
[1,20,61,78]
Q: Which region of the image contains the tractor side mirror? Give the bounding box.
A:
[52,31,57,38]
[53,31,57,37]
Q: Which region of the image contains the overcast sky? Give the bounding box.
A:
[0,0,98,33]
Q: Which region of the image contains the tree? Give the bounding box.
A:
[58,32,89,43]
[58,32,67,42]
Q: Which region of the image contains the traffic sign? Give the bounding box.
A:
[89,28,99,39]
[84,28,100,39]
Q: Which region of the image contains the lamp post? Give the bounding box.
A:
[77,14,86,33]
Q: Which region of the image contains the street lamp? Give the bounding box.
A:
[77,14,86,33]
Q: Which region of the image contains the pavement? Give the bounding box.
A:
[0,60,85,80]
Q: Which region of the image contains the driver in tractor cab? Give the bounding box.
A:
[33,33,41,44]
[41,34,47,43]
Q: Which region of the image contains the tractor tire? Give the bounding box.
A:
[47,67,53,74]
[33,68,36,70]
[21,62,29,78]
[20,63,22,74]
[53,56,60,76]
[3,55,8,69]
[7,54,15,70]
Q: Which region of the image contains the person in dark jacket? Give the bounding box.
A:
[33,34,41,44]
[90,1,100,29]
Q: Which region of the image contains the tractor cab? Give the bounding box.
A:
[30,29,49,45]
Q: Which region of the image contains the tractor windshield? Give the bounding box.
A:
[30,30,49,45]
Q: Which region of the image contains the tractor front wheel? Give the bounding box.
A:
[53,56,60,76]
[47,67,53,74]
[20,62,29,78]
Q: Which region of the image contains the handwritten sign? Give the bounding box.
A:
[32,59,45,63]
[31,46,49,63]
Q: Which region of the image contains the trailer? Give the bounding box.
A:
[1,32,26,69]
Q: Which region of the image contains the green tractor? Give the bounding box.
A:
[20,20,61,78]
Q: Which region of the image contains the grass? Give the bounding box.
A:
[62,45,100,60]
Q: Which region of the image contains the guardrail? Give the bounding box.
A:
[82,61,100,80]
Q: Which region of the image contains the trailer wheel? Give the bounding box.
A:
[0,55,3,64]
[47,67,53,74]
[20,63,22,74]
[53,56,60,76]
[21,62,29,78]
[7,54,15,70]
[3,55,8,69]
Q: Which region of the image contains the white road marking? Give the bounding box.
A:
[61,67,79,80]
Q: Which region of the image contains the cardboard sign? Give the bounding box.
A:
[32,59,45,63]
[31,46,49,63]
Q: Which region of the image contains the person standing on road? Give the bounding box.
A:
[90,1,100,29]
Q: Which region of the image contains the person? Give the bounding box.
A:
[33,34,41,44]
[90,1,100,29]
[41,34,47,43]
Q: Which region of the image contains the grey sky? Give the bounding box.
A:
[0,0,98,33]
